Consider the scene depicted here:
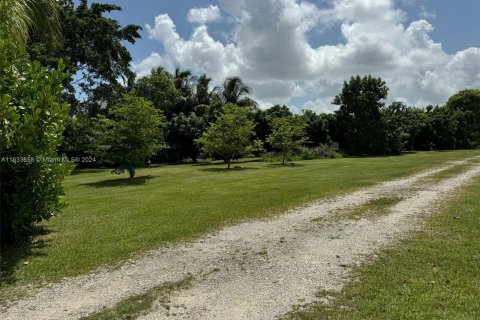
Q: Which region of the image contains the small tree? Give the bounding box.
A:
[198,104,259,168]
[99,95,165,179]
[267,116,307,164]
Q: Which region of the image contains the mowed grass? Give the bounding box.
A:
[288,173,480,319]
[2,151,479,293]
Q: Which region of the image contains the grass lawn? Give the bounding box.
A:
[287,168,480,319]
[1,150,479,296]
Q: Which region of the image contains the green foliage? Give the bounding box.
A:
[299,145,342,160]
[446,89,480,148]
[167,113,207,163]
[267,116,307,164]
[382,102,432,154]
[216,77,258,109]
[0,52,71,244]
[198,104,260,168]
[425,105,458,150]
[0,0,60,49]
[301,110,336,147]
[254,104,293,144]
[27,0,141,115]
[95,95,166,178]
[135,67,180,118]
[334,75,389,155]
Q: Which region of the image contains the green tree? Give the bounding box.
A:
[216,77,258,109]
[167,113,207,163]
[98,95,165,179]
[198,104,260,169]
[0,0,60,48]
[195,74,215,107]
[27,0,141,115]
[382,102,428,153]
[255,104,293,144]
[446,89,480,148]
[267,116,307,164]
[424,105,458,150]
[301,110,335,147]
[334,75,389,155]
[135,67,180,119]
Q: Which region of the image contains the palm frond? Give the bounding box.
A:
[0,0,60,48]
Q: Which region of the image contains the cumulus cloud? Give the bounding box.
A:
[132,52,175,77]
[137,0,480,112]
[187,5,221,24]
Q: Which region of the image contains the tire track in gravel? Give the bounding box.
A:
[2,157,480,320]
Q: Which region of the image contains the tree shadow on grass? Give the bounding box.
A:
[79,175,155,188]
[199,167,260,173]
[0,226,52,288]
[70,169,107,176]
[193,159,263,167]
[265,162,306,168]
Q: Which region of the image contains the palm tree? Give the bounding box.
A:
[0,0,60,48]
[174,68,194,98]
[195,74,215,106]
[216,76,258,109]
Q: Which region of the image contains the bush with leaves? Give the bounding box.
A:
[198,104,261,169]
[95,95,166,179]
[0,54,71,244]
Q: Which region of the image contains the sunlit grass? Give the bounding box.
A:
[1,150,479,300]
[288,172,480,320]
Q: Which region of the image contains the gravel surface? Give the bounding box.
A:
[2,158,480,320]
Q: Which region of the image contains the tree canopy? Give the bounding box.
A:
[95,95,165,179]
[334,75,389,155]
[198,104,260,168]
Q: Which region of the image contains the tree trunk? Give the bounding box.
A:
[128,168,135,179]
[282,153,286,164]
[227,160,231,169]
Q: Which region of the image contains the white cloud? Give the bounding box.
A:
[187,5,221,24]
[419,5,436,19]
[132,52,174,78]
[138,0,480,113]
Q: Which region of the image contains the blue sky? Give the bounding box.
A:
[76,0,480,112]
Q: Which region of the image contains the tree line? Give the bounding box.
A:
[1,0,479,245]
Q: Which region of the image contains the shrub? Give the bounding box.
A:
[298,144,343,160]
[0,57,71,244]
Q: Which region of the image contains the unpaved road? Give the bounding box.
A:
[2,158,480,320]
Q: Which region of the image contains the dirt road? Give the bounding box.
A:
[3,158,480,320]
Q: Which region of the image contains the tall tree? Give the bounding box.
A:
[216,77,258,109]
[301,110,333,147]
[0,0,60,48]
[446,89,480,148]
[135,67,180,118]
[194,74,215,108]
[333,75,389,155]
[167,113,207,163]
[27,0,141,115]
